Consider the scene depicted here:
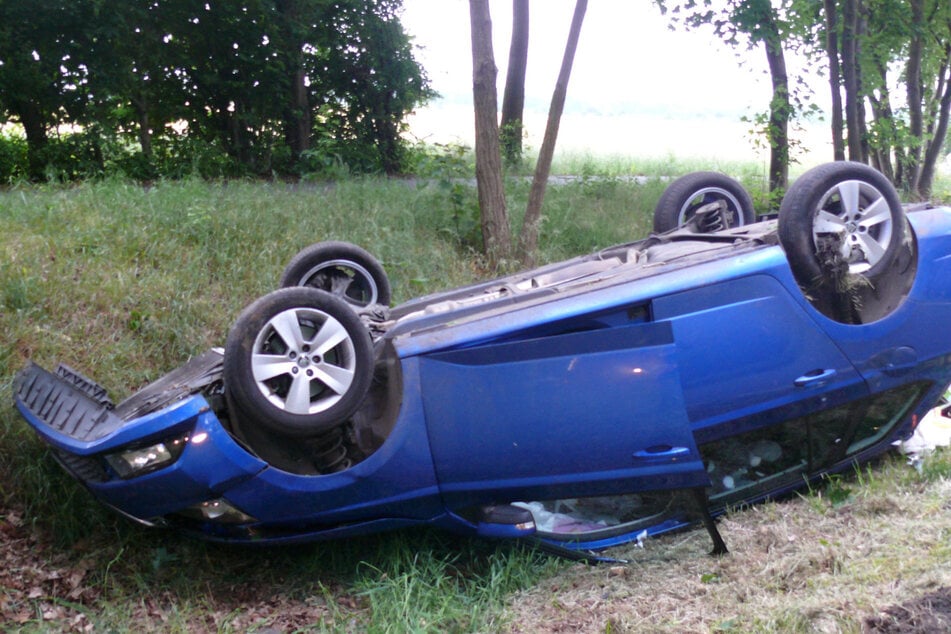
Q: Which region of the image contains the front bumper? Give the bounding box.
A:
[14,361,266,523]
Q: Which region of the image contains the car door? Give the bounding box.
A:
[418,317,710,510]
[650,273,874,503]
[651,273,869,437]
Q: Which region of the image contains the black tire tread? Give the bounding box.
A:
[653,172,756,233]
[280,241,391,307]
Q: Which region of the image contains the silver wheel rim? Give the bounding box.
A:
[299,259,378,306]
[811,179,894,275]
[677,187,746,227]
[250,307,357,415]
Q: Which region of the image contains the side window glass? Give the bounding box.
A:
[807,404,864,470]
[848,383,924,454]
[701,382,926,500]
[701,424,808,499]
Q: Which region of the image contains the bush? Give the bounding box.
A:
[0,132,27,183]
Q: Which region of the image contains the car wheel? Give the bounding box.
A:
[224,287,374,437]
[778,161,904,286]
[280,241,391,307]
[653,172,756,233]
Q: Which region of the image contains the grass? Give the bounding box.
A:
[2,161,951,631]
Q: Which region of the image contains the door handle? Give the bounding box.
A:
[794,368,837,388]
[633,445,690,462]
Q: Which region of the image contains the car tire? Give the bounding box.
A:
[778,161,904,286]
[224,287,374,437]
[653,172,756,233]
[280,241,391,307]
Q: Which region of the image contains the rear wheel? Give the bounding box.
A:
[778,161,904,286]
[653,172,755,233]
[224,287,373,437]
[280,241,391,307]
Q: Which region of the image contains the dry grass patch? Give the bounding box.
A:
[504,457,951,633]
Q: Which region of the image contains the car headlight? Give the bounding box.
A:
[177,498,257,524]
[103,433,189,479]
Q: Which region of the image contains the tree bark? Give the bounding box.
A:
[500,0,529,164]
[469,0,512,268]
[823,0,845,161]
[761,7,790,192]
[917,43,951,199]
[131,95,153,159]
[276,0,311,161]
[906,0,925,193]
[286,68,311,160]
[866,65,898,182]
[13,99,49,181]
[518,0,587,267]
[841,0,865,162]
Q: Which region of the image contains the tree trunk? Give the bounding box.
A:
[469,0,511,268]
[14,100,49,181]
[917,43,951,199]
[866,74,897,182]
[823,0,845,161]
[761,7,790,192]
[518,0,587,267]
[906,0,925,193]
[500,0,529,164]
[131,95,153,159]
[286,68,311,160]
[841,0,865,162]
[855,7,869,161]
[276,0,311,161]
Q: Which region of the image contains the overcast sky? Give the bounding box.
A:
[399,0,829,160]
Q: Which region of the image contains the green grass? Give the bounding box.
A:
[2,161,951,631]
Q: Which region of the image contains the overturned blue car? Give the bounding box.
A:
[14,162,951,554]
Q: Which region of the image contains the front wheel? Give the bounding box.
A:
[223,287,374,437]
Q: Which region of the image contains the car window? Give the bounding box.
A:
[701,382,926,502]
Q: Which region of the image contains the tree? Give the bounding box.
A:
[816,0,951,199]
[0,0,431,179]
[518,0,587,265]
[469,0,512,266]
[822,0,846,160]
[82,0,189,164]
[314,0,434,174]
[655,0,797,192]
[274,0,312,162]
[469,0,587,269]
[0,0,96,178]
[500,0,529,165]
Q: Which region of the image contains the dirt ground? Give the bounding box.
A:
[865,587,951,633]
[0,502,336,631]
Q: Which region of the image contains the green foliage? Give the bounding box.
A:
[0,132,27,183]
[0,0,432,181]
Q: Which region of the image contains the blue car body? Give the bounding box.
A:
[14,206,951,551]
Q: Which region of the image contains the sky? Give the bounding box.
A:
[399,0,832,161]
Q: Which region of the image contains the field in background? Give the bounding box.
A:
[409,105,841,166]
[2,163,951,631]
